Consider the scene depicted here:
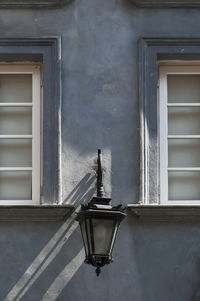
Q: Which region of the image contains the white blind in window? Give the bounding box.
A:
[0,65,41,205]
[160,66,200,205]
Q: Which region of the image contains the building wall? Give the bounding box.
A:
[0,2,200,301]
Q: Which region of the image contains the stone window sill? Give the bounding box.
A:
[0,205,74,222]
[131,0,200,7]
[0,0,71,8]
[127,204,200,221]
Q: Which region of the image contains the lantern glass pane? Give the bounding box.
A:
[109,221,120,255]
[86,218,93,254]
[80,220,88,257]
[92,218,115,255]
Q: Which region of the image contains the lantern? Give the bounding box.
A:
[77,150,126,276]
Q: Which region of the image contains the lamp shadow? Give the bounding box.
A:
[1,174,96,301]
[2,220,83,301]
[190,258,200,301]
[64,173,96,207]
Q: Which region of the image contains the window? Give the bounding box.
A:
[139,38,200,206]
[0,38,74,221]
[0,38,61,208]
[159,65,200,205]
[0,64,41,205]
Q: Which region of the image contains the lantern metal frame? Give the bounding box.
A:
[77,149,126,276]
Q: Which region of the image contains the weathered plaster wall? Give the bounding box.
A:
[2,218,200,301]
[0,2,200,301]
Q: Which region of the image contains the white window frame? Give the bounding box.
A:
[0,64,41,205]
[159,65,200,205]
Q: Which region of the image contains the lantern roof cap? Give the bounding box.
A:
[76,197,126,222]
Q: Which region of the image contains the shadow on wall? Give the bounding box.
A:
[1,175,96,301]
[190,258,200,301]
[64,173,96,206]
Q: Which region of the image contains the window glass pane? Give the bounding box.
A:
[168,171,200,200]
[168,75,200,103]
[0,171,32,200]
[169,139,200,168]
[168,107,200,135]
[0,139,31,167]
[0,74,32,102]
[0,107,32,135]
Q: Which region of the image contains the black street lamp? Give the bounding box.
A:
[77,149,126,276]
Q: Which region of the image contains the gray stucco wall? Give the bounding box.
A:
[0,2,200,301]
